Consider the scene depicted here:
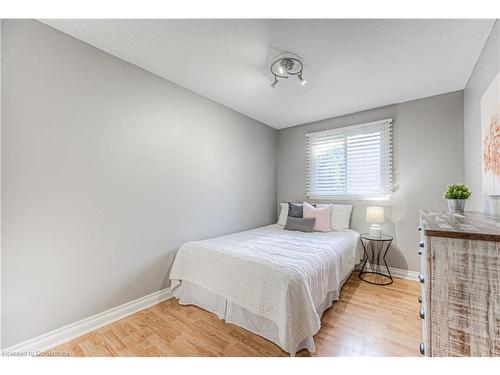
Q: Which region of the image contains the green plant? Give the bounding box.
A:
[443,183,471,200]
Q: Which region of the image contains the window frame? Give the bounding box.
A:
[305,118,393,201]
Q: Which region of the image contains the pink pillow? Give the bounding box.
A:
[303,202,332,232]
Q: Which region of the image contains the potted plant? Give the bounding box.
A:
[443,183,471,213]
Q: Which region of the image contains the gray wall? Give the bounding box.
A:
[464,20,499,215]
[277,91,464,272]
[1,20,277,348]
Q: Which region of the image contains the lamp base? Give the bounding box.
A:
[369,224,382,238]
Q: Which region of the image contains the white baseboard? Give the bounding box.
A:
[355,263,419,281]
[387,267,419,281]
[2,288,173,355]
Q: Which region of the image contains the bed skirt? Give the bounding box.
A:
[171,271,352,356]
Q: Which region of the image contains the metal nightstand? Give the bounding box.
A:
[358,233,394,285]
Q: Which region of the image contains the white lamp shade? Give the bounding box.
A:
[366,206,385,224]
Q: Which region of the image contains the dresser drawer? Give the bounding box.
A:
[419,209,500,356]
[428,236,500,356]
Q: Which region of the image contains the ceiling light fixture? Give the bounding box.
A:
[270,56,306,88]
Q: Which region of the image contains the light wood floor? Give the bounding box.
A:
[47,272,421,356]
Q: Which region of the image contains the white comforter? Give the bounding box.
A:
[169,224,360,354]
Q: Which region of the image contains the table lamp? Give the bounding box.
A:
[366,206,384,238]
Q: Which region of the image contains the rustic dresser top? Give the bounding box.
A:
[419,209,500,242]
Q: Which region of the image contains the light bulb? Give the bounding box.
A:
[278,66,284,75]
[298,74,307,86]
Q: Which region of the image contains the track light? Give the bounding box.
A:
[270,56,306,89]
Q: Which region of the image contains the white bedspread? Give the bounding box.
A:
[169,224,360,354]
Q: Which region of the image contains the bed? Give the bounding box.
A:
[169,224,361,355]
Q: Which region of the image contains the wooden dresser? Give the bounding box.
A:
[419,209,500,356]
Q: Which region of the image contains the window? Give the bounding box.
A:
[305,119,393,200]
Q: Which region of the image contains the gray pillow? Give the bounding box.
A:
[288,202,304,218]
[284,217,316,232]
[287,202,317,218]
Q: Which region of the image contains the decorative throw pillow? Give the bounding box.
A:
[318,204,353,231]
[288,202,304,218]
[284,217,316,232]
[287,202,316,218]
[331,204,353,231]
[277,203,289,226]
[303,202,332,232]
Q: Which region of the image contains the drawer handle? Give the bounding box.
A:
[418,248,423,255]
[418,296,422,303]
[418,273,425,283]
[419,308,425,319]
[419,342,425,355]
[418,226,422,231]
[419,242,424,248]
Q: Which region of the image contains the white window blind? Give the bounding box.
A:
[305,119,393,199]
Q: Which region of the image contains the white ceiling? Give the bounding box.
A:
[40,19,495,129]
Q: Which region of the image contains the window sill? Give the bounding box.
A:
[307,195,392,202]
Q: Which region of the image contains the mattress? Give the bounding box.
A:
[169,224,361,355]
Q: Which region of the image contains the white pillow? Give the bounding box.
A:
[277,203,289,226]
[318,204,353,231]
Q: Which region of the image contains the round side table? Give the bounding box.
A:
[358,233,394,285]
